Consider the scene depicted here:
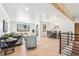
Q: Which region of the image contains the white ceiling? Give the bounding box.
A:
[2,3,79,22]
[63,3,79,18]
[2,3,58,22]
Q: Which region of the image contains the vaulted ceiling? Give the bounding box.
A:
[2,3,79,22]
[63,3,79,18]
[52,3,79,21]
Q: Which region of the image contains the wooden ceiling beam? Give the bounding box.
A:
[52,3,75,21]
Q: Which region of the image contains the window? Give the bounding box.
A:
[17,24,30,32]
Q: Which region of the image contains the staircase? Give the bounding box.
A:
[59,31,79,56]
[61,40,79,56]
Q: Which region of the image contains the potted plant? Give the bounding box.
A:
[2,34,10,40]
[32,29,35,34]
[1,32,15,40]
[9,32,15,37]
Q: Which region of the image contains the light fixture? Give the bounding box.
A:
[25,8,29,11]
[42,14,45,17]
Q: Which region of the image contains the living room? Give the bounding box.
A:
[0,3,77,56]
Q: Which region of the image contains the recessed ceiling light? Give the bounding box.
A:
[42,14,45,17]
[25,8,29,11]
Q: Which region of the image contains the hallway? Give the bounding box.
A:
[9,37,60,56]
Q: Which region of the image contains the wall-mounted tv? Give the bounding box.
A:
[3,20,8,32]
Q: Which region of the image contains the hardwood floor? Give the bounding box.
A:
[9,37,60,56]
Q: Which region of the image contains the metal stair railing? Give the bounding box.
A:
[59,31,79,56]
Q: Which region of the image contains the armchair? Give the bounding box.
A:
[25,35,37,49]
[47,31,57,38]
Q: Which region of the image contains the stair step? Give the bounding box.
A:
[72,50,79,55]
[62,50,71,56]
[72,47,79,51]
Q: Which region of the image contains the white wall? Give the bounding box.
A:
[74,17,79,23]
[9,19,36,35]
[53,12,74,33]
[0,4,10,36]
[9,20,17,32]
[40,8,74,37]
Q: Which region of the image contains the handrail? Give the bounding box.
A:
[59,31,79,56]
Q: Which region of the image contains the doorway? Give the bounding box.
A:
[75,23,79,41]
[36,25,39,36]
